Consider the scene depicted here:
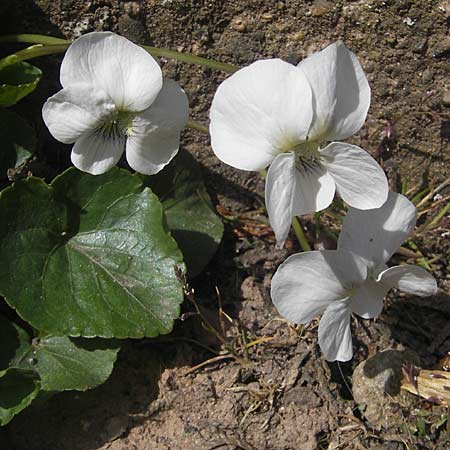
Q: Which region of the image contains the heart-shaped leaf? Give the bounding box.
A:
[0,314,31,371]
[146,150,223,277]
[0,108,35,176]
[32,336,119,392]
[0,61,42,106]
[0,314,120,392]
[0,368,39,426]
[0,168,184,338]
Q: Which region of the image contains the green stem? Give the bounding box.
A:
[424,200,450,231]
[186,120,209,134]
[291,216,312,252]
[0,33,238,73]
[0,34,68,45]
[142,45,238,73]
[0,44,68,67]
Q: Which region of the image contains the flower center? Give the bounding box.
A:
[280,138,322,173]
[95,111,134,142]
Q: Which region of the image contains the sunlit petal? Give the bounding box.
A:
[378,265,438,297]
[299,41,370,141]
[126,80,189,175]
[42,84,115,144]
[271,250,366,325]
[265,153,297,248]
[60,32,162,112]
[321,142,388,210]
[338,192,417,266]
[210,59,313,171]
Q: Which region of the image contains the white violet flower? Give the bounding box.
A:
[271,192,437,362]
[209,41,388,247]
[43,31,189,175]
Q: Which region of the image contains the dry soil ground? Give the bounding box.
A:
[1,1,450,449]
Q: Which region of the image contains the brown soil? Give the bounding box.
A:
[2,1,450,449]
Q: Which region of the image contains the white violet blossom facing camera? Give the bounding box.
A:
[209,41,388,247]
[43,31,189,175]
[271,192,437,362]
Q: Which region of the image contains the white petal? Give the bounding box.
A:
[126,130,181,175]
[135,79,189,130]
[60,32,162,112]
[271,250,367,325]
[265,153,297,248]
[298,41,370,141]
[378,265,438,297]
[42,85,115,144]
[126,79,189,175]
[318,299,353,362]
[71,131,125,175]
[338,192,417,265]
[321,142,388,210]
[209,59,313,171]
[265,153,335,247]
[292,162,336,216]
[350,280,388,319]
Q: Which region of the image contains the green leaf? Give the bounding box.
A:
[0,167,184,338]
[0,315,31,371]
[146,150,224,277]
[33,336,119,391]
[0,368,39,426]
[0,61,42,106]
[0,316,119,392]
[0,108,35,176]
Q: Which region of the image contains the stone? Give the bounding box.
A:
[421,68,434,83]
[442,89,450,106]
[231,18,247,32]
[352,349,421,429]
[431,36,450,57]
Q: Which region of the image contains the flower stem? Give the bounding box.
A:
[0,34,68,45]
[186,120,209,134]
[142,45,238,73]
[0,34,238,73]
[291,216,312,252]
[0,44,68,67]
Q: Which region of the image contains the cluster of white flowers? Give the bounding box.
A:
[208,41,437,361]
[43,32,188,175]
[210,41,388,248]
[43,33,437,362]
[271,192,437,361]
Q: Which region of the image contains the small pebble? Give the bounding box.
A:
[261,13,273,22]
[232,18,246,32]
[310,1,334,17]
[432,36,450,56]
[442,89,450,106]
[291,31,305,42]
[422,68,434,83]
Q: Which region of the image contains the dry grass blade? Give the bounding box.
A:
[401,364,450,406]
